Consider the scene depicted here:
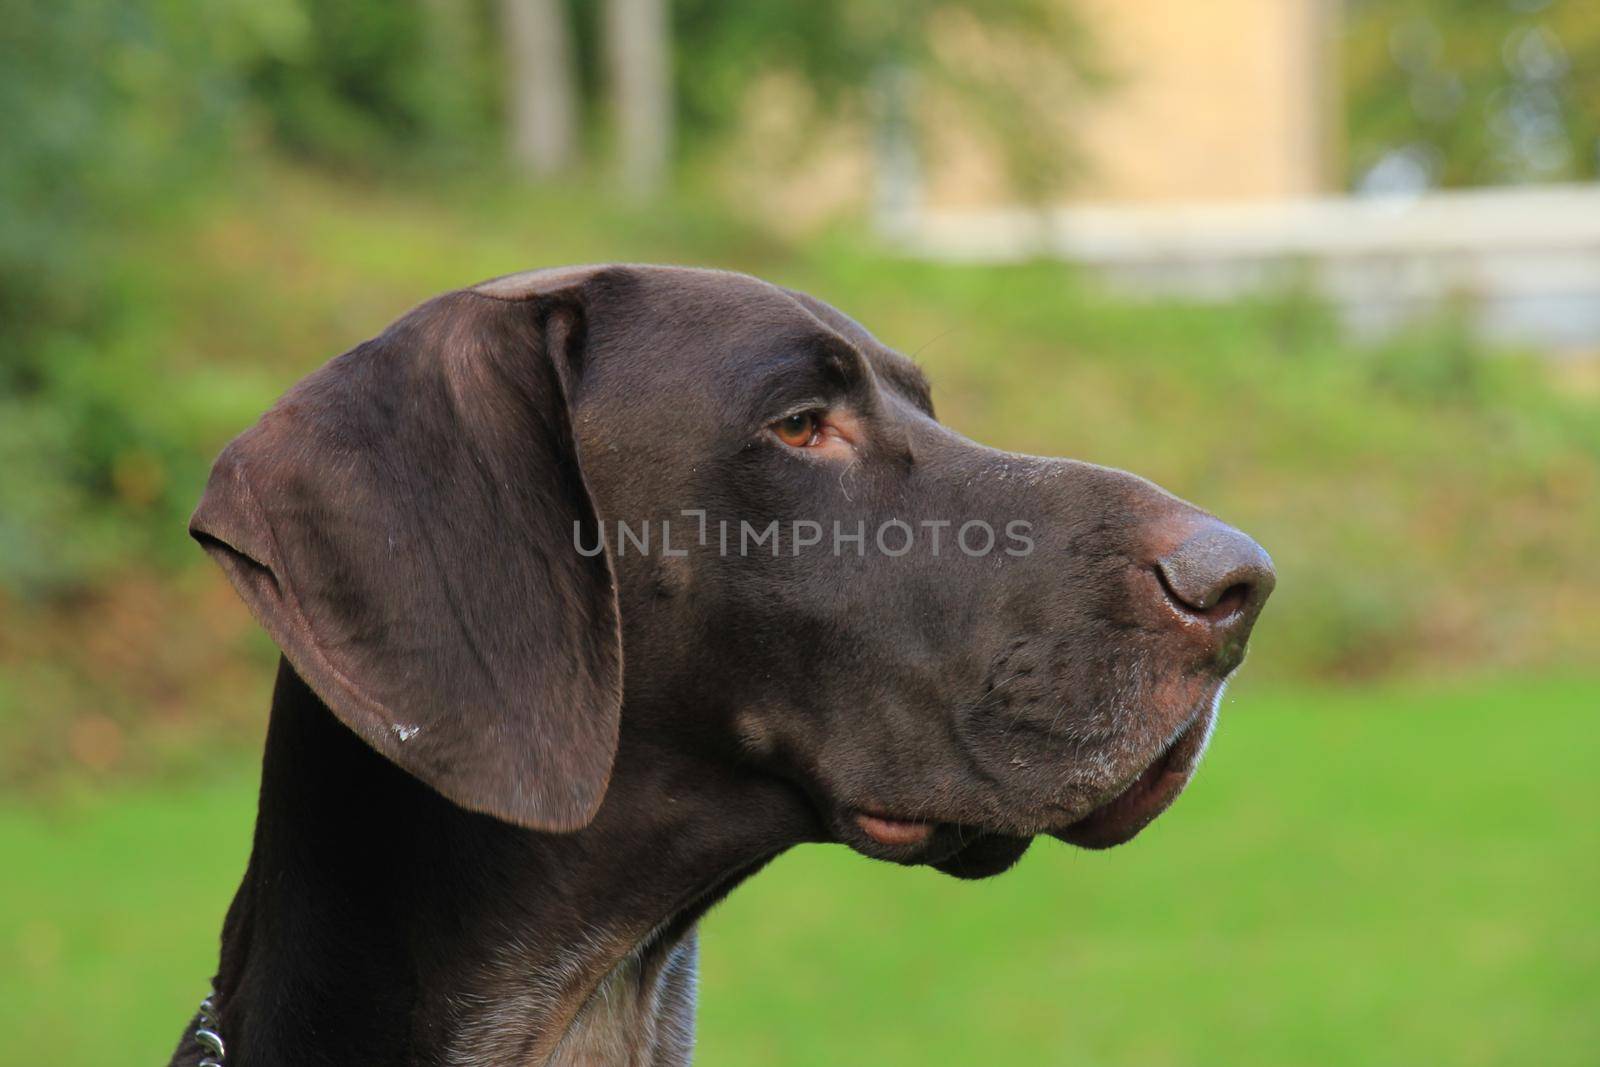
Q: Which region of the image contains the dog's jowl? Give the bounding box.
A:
[170,265,1273,1066]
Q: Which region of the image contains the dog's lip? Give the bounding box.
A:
[1051,702,1215,850]
[853,809,940,848]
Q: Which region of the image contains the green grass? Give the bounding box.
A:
[4,676,1595,1066]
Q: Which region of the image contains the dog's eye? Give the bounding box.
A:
[772,411,823,448]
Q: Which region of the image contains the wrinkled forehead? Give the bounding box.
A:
[584,266,932,416]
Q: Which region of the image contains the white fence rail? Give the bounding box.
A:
[904,184,1600,352]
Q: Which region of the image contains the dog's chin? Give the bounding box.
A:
[1050,699,1217,850]
[929,832,1035,879]
[829,693,1219,869]
[835,813,1034,878]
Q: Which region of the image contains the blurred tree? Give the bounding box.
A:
[1345,0,1600,190]
[250,1,496,171]
[502,0,582,176]
[671,0,1102,199]
[605,0,673,197]
[0,0,297,590]
[421,0,491,160]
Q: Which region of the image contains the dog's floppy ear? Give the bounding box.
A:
[191,270,621,831]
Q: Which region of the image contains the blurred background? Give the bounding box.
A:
[1,0,1597,1063]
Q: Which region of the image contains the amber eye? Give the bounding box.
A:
[773,411,822,448]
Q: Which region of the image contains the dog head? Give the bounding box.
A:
[193,265,1273,876]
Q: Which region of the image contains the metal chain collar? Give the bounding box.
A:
[193,987,226,1066]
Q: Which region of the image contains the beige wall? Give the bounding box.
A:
[720,0,1337,224]
[924,0,1335,208]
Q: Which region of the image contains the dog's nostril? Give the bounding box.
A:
[1154,521,1276,627]
[1208,582,1250,619]
[1155,560,1256,620]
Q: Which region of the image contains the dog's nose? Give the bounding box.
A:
[1154,519,1275,672]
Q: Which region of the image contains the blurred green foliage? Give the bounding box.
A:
[1345,0,1600,187]
[0,0,271,589]
[248,1,500,170]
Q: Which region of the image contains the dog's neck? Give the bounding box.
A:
[182,661,813,1066]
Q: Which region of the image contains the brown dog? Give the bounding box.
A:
[171,266,1273,1066]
